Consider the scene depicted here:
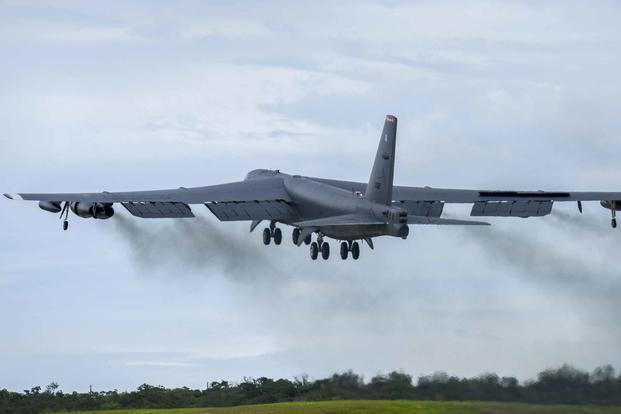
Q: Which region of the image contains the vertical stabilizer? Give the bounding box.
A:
[366,115,397,205]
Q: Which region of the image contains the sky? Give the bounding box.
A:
[1,0,621,393]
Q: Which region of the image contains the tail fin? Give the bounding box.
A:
[366,115,397,205]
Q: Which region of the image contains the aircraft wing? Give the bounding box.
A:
[3,177,290,204]
[4,177,299,221]
[391,187,621,203]
[310,177,621,203]
[310,177,621,219]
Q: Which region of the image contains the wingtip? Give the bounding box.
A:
[4,193,23,200]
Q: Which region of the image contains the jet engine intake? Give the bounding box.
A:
[93,203,115,219]
[70,202,114,219]
[601,200,621,211]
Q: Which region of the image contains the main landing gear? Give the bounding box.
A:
[612,203,617,229]
[263,226,364,261]
[292,228,311,245]
[340,241,360,260]
[292,228,300,244]
[305,233,363,261]
[262,221,282,245]
[310,234,330,260]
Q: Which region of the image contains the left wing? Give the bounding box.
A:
[4,177,300,222]
[3,177,290,204]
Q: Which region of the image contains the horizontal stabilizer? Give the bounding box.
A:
[408,216,490,226]
[294,214,382,227]
[294,214,490,227]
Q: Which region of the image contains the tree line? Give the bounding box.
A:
[1,364,620,413]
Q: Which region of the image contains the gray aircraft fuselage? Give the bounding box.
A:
[245,169,409,240]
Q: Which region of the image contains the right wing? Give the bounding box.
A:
[309,176,621,219]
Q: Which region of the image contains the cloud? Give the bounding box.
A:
[2,0,621,391]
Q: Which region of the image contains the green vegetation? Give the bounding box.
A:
[56,400,621,414]
[3,365,621,414]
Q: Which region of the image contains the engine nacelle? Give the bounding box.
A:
[386,223,410,239]
[601,200,621,211]
[93,203,114,219]
[70,202,93,218]
[70,202,114,219]
[38,201,62,213]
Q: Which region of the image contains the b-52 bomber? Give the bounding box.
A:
[5,115,621,260]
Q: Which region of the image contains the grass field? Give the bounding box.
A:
[57,400,621,414]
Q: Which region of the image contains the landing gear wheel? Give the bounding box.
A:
[613,219,618,229]
[273,228,282,245]
[262,228,271,245]
[310,242,319,260]
[63,220,69,231]
[321,242,330,260]
[304,234,312,245]
[340,242,349,260]
[292,228,300,245]
[351,241,360,260]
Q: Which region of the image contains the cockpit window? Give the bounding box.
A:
[245,169,279,180]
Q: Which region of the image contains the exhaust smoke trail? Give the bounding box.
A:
[112,213,279,281]
[460,220,621,341]
[550,209,609,235]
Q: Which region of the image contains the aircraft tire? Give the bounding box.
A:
[613,219,618,229]
[351,242,360,260]
[262,228,271,245]
[310,242,319,260]
[273,228,282,245]
[340,242,348,260]
[292,228,300,245]
[304,234,312,245]
[321,242,330,260]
